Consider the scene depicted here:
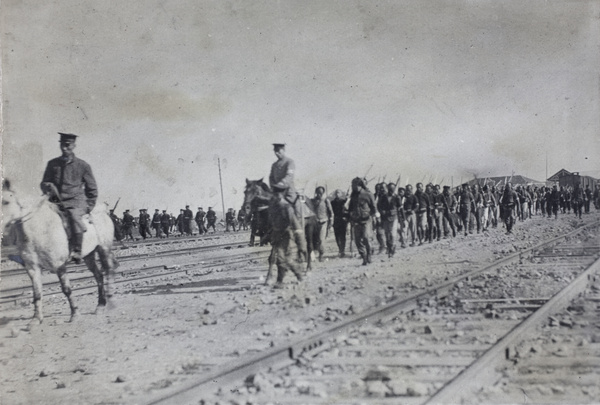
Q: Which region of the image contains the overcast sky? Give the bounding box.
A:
[2,0,599,214]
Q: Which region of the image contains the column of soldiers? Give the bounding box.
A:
[108,204,247,241]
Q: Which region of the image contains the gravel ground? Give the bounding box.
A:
[0,212,598,404]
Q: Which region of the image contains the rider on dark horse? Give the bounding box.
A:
[270,143,298,207]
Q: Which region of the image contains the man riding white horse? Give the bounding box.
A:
[40,132,98,264]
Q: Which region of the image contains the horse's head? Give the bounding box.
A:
[243,178,272,212]
[2,179,24,230]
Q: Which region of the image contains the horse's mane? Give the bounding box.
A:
[246,179,272,193]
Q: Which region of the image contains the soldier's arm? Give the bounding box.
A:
[83,163,98,210]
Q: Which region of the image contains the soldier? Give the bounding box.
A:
[440,185,457,238]
[481,185,496,231]
[225,208,237,232]
[403,184,419,246]
[373,183,387,254]
[182,205,193,235]
[594,185,600,210]
[206,207,217,232]
[431,184,444,241]
[458,184,475,237]
[573,183,584,219]
[499,183,521,234]
[584,185,592,214]
[268,183,304,287]
[152,209,162,237]
[109,209,123,241]
[177,209,185,235]
[237,208,247,231]
[414,182,430,244]
[348,177,378,266]
[138,208,151,239]
[41,133,98,263]
[195,207,207,235]
[396,187,407,248]
[330,189,349,257]
[377,183,402,257]
[160,210,170,237]
[122,209,135,241]
[550,185,561,219]
[311,186,333,261]
[269,143,297,205]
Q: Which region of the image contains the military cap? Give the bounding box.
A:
[443,185,450,190]
[155,209,159,211]
[58,132,78,144]
[272,143,286,150]
[185,205,189,208]
[162,210,166,212]
[208,206,212,209]
[462,183,469,187]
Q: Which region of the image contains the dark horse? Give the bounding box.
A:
[243,178,318,280]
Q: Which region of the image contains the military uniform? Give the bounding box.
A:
[225,209,237,232]
[330,193,348,257]
[377,185,402,256]
[348,178,377,265]
[122,210,135,240]
[458,185,475,236]
[500,185,520,233]
[183,206,194,235]
[160,210,171,237]
[206,207,217,232]
[41,133,98,263]
[269,185,304,285]
[195,208,207,234]
[138,209,151,239]
[152,209,162,237]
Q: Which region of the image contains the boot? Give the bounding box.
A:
[71,232,84,264]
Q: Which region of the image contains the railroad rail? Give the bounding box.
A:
[0,243,272,307]
[146,220,600,404]
[0,238,253,279]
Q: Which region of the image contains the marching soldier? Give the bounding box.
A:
[152,209,162,237]
[109,209,123,241]
[225,208,237,232]
[499,183,521,234]
[377,183,402,257]
[206,207,217,232]
[331,189,349,257]
[138,208,151,239]
[195,207,207,234]
[348,177,378,266]
[160,210,170,237]
[41,133,98,263]
[183,205,194,235]
[458,184,475,237]
[122,209,135,241]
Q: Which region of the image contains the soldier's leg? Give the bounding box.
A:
[64,205,87,263]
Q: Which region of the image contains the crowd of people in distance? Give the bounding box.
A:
[109,205,248,241]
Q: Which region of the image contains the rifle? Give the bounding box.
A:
[112,197,121,212]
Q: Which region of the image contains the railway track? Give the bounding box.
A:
[0,242,271,307]
[0,237,253,280]
[146,220,600,405]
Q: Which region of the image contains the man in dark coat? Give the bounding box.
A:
[348,177,378,266]
[458,183,475,236]
[195,207,207,235]
[330,189,348,257]
[152,209,162,237]
[499,183,521,233]
[377,183,402,257]
[183,205,194,235]
[225,208,237,232]
[122,209,135,241]
[41,133,98,263]
[138,208,151,239]
[160,210,171,237]
[206,207,217,232]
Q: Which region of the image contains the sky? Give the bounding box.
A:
[2,0,599,215]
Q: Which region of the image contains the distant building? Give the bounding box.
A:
[466,175,545,188]
[547,169,598,189]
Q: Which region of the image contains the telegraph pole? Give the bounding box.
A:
[218,157,225,220]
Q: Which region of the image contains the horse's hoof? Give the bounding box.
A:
[68,313,79,323]
[26,318,42,331]
[94,305,106,315]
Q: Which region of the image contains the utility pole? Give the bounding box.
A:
[217,157,225,220]
[545,151,548,182]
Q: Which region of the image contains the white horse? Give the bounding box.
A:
[2,180,118,327]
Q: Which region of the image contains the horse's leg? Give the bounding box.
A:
[97,246,118,301]
[25,264,44,327]
[264,246,276,286]
[56,264,78,322]
[84,251,107,312]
